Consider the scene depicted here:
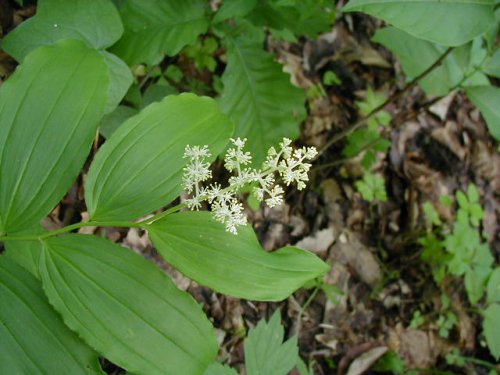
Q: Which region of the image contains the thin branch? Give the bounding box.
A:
[294,286,320,335]
[318,46,454,156]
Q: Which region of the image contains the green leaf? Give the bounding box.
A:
[4,239,43,278]
[220,34,306,165]
[148,211,329,301]
[244,311,298,375]
[204,363,239,375]
[1,0,123,61]
[466,86,500,140]
[356,172,387,202]
[456,191,469,209]
[483,303,500,361]
[465,264,491,305]
[423,202,442,227]
[487,267,500,304]
[110,0,209,65]
[246,0,334,39]
[213,0,257,24]
[484,50,500,78]
[40,234,218,375]
[372,351,406,374]
[86,93,232,221]
[100,51,133,113]
[467,184,480,203]
[343,0,496,46]
[99,105,139,139]
[373,27,489,96]
[323,70,341,86]
[0,40,108,234]
[0,256,103,374]
[141,83,178,108]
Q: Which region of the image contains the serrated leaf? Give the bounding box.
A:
[465,265,491,305]
[204,363,239,375]
[466,86,500,140]
[213,0,257,24]
[110,0,209,65]
[0,256,103,374]
[487,267,500,304]
[356,173,387,202]
[343,0,495,46]
[1,0,123,61]
[220,35,306,165]
[244,311,298,375]
[373,27,489,96]
[40,234,218,375]
[483,303,500,360]
[148,211,329,301]
[456,191,469,209]
[86,93,233,222]
[246,0,333,39]
[0,40,108,234]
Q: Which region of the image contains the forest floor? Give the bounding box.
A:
[1,5,499,375]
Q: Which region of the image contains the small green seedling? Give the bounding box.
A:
[323,70,341,86]
[343,87,391,169]
[184,36,219,72]
[356,172,387,202]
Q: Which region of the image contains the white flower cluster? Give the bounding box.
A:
[182,138,317,234]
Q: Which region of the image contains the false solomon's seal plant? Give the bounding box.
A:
[0,40,328,375]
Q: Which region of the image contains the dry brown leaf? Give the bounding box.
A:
[346,346,388,375]
[331,231,382,287]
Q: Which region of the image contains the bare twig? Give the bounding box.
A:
[318,47,454,156]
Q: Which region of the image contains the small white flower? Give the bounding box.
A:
[265,185,284,207]
[184,145,211,159]
[185,197,202,210]
[180,138,317,235]
[211,196,247,234]
[224,138,252,172]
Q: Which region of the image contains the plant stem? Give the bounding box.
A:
[318,46,454,156]
[139,202,188,224]
[458,355,498,370]
[295,286,320,335]
[0,220,144,242]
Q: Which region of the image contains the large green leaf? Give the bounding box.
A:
[85,93,233,222]
[343,0,496,46]
[110,0,209,65]
[466,86,500,140]
[4,239,43,278]
[220,33,306,165]
[1,0,123,61]
[148,211,329,301]
[100,51,134,113]
[484,50,500,78]
[0,256,103,374]
[40,234,218,375]
[487,267,500,304]
[246,0,334,39]
[483,303,500,360]
[213,0,257,24]
[372,27,489,96]
[244,311,298,375]
[204,363,239,375]
[0,40,108,234]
